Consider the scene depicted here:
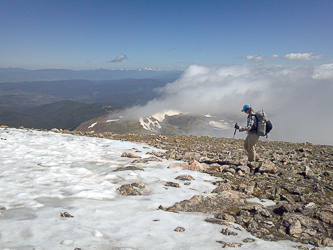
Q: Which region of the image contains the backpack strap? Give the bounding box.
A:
[249,113,257,132]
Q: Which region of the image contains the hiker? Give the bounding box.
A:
[234,104,260,162]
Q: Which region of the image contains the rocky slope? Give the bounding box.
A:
[14,127,333,248]
[76,112,232,136]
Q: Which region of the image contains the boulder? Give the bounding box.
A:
[162,192,247,214]
[117,184,142,196]
[316,211,333,226]
[182,152,201,161]
[322,238,333,247]
[183,160,210,171]
[236,165,251,174]
[216,213,236,222]
[287,220,302,235]
[212,182,232,193]
[131,182,145,189]
[258,160,277,174]
[168,162,189,169]
[304,166,316,179]
[133,156,162,163]
[148,151,164,157]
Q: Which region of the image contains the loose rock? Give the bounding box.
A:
[175,174,195,181]
[165,182,180,188]
[217,241,243,248]
[60,212,73,218]
[221,228,238,236]
[113,166,144,172]
[133,156,162,163]
[242,238,255,243]
[121,152,141,158]
[117,184,143,196]
[168,162,189,169]
[174,227,185,232]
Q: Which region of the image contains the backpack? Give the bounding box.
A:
[252,110,273,137]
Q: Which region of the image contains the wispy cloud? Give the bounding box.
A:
[282,52,323,61]
[268,54,279,61]
[244,53,324,62]
[107,54,128,63]
[245,55,265,61]
[245,54,279,61]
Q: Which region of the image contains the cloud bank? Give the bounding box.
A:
[118,63,333,145]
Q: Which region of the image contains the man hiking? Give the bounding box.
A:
[234,104,260,162]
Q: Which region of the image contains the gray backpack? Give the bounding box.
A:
[252,110,273,137]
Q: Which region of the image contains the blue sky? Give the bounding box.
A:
[1,0,332,70]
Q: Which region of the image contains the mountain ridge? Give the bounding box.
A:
[75,112,233,137]
[0,67,182,82]
[0,100,115,130]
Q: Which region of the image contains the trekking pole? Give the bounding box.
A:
[232,123,237,143]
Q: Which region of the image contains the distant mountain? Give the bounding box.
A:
[0,67,182,82]
[0,100,115,130]
[75,111,232,136]
[0,110,42,129]
[0,78,169,110]
[0,78,182,131]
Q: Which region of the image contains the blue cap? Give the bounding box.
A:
[241,104,251,112]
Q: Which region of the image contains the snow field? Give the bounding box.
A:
[0,128,318,249]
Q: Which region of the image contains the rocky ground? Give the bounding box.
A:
[19,127,333,248]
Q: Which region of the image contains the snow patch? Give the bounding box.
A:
[0,128,309,249]
[246,198,276,207]
[139,116,161,132]
[208,120,230,130]
[151,110,180,122]
[88,122,97,128]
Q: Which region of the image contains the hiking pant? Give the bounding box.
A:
[244,132,260,162]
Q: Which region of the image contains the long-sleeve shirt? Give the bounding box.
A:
[239,112,257,133]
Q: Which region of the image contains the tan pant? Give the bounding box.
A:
[244,132,260,162]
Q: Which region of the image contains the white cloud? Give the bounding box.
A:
[116,63,333,145]
[312,63,333,79]
[282,52,323,61]
[107,54,128,63]
[245,55,265,61]
[268,54,279,60]
[246,54,279,62]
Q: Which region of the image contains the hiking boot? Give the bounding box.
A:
[247,161,260,172]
